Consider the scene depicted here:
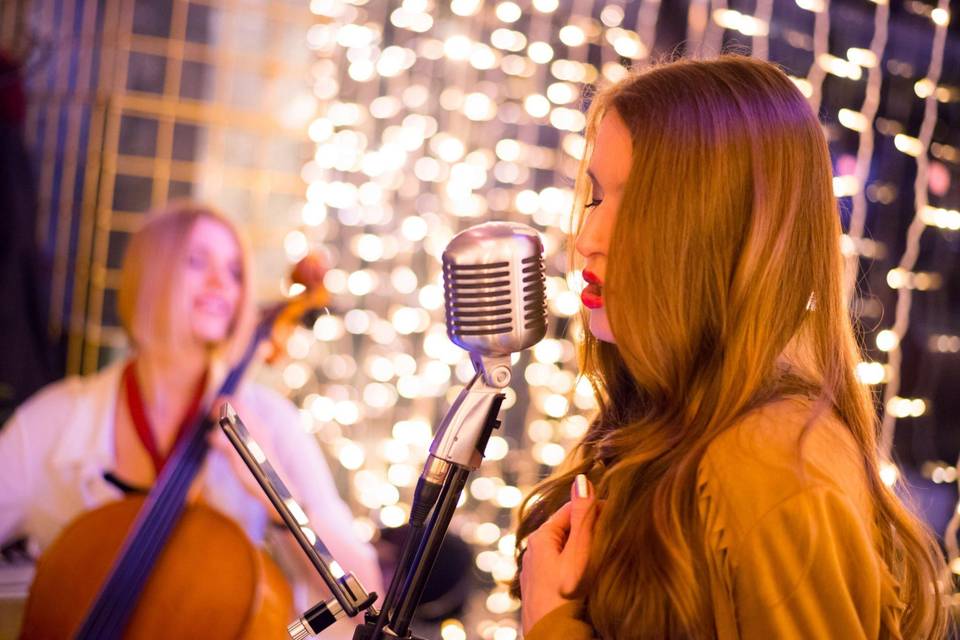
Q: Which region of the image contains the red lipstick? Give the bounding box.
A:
[581,269,603,309]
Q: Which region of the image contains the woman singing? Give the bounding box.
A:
[0,201,382,636]
[515,56,948,639]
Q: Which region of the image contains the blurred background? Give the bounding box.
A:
[0,0,958,638]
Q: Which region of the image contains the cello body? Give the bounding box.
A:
[19,496,291,639]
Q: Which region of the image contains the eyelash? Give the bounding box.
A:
[584,198,602,210]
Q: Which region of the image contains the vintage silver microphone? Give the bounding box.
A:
[432,220,547,465]
[410,220,548,507]
[370,222,548,640]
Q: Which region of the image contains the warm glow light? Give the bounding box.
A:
[950,558,960,576]
[470,44,498,70]
[495,1,521,22]
[876,330,899,352]
[711,9,769,36]
[527,42,555,64]
[605,28,647,59]
[838,108,868,132]
[484,435,510,460]
[491,28,527,52]
[846,48,877,68]
[855,361,887,385]
[450,0,482,17]
[338,440,366,470]
[532,0,559,12]
[475,522,501,545]
[817,54,862,80]
[921,206,960,231]
[887,396,927,418]
[282,363,310,389]
[496,486,524,508]
[441,620,467,640]
[915,78,935,98]
[524,94,550,118]
[600,4,624,26]
[558,25,586,47]
[487,590,518,614]
[444,35,473,61]
[537,442,565,466]
[886,268,908,289]
[789,76,813,98]
[931,7,950,26]
[380,504,406,527]
[463,92,496,121]
[832,175,859,197]
[546,82,577,104]
[879,462,899,486]
[795,0,825,11]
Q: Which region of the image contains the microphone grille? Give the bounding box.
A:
[521,253,547,332]
[442,222,547,356]
[443,259,513,338]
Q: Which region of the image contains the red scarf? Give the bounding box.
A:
[121,361,208,475]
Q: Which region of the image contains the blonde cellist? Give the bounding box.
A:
[0,201,382,638]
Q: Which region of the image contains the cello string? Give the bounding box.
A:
[81,312,274,635]
[84,448,196,634]
[83,420,212,635]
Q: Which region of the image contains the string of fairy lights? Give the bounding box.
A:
[840,0,889,302]
[273,1,958,635]
[805,0,829,115]
[878,0,950,459]
[751,0,773,61]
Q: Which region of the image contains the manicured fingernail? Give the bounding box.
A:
[574,473,589,499]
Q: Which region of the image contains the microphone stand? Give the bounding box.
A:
[226,220,546,639]
[235,352,512,640]
[223,354,511,640]
[350,353,511,640]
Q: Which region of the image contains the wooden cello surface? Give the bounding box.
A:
[19,496,292,640]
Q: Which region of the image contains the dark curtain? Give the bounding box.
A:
[0,52,58,425]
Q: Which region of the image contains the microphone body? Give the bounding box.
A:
[443,221,547,359]
[371,221,549,640]
[427,221,547,468]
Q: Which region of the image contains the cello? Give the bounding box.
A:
[19,256,329,639]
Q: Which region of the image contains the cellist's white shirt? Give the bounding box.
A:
[0,359,382,613]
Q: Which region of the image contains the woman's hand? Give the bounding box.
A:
[520,474,598,634]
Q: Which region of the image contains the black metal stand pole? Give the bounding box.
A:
[390,467,471,637]
[365,521,426,638]
[354,380,505,639]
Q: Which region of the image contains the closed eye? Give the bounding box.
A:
[584,198,602,210]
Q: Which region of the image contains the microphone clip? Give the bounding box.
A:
[471,352,512,388]
[429,358,508,471]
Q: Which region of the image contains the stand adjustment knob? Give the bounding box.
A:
[288,619,312,640]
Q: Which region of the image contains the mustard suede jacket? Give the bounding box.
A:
[526,398,905,639]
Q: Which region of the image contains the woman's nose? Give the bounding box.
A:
[205,263,229,289]
[575,210,608,259]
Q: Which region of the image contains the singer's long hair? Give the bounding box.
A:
[512,56,947,638]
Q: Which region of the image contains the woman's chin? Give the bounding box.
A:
[191,323,231,347]
[589,310,616,344]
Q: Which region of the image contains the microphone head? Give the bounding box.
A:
[443,221,547,357]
